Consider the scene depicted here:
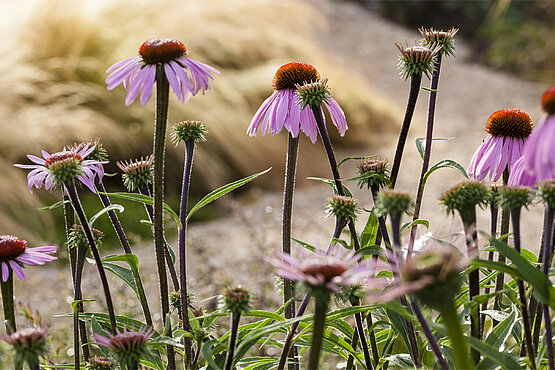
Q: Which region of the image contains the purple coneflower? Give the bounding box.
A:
[1,326,49,369]
[14,143,106,194]
[106,38,219,106]
[467,109,534,181]
[94,325,154,369]
[522,85,555,181]
[247,62,347,143]
[0,235,57,282]
[508,156,537,186]
[267,247,373,293]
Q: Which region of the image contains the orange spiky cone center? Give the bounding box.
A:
[485,109,533,138]
[541,85,555,115]
[273,62,320,90]
[139,38,187,64]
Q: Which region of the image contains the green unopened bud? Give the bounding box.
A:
[68,224,103,249]
[402,247,463,310]
[116,155,154,192]
[375,190,413,219]
[72,138,109,163]
[326,195,358,221]
[356,158,390,190]
[419,27,459,57]
[497,186,533,210]
[86,356,115,370]
[395,41,440,80]
[169,291,194,316]
[171,120,207,144]
[439,181,490,222]
[223,286,251,315]
[538,180,555,210]
[295,78,331,110]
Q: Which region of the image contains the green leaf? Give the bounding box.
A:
[385,305,412,357]
[201,339,224,370]
[187,168,271,221]
[415,137,452,159]
[490,238,555,308]
[385,354,414,368]
[100,192,181,228]
[471,259,524,280]
[102,262,139,297]
[338,155,376,168]
[360,210,379,249]
[70,299,96,312]
[38,200,70,211]
[88,204,124,227]
[400,219,429,234]
[306,177,352,197]
[476,306,517,369]
[422,159,469,186]
[291,238,316,253]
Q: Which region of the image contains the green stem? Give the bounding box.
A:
[493,170,510,321]
[1,273,15,332]
[26,355,40,370]
[153,65,176,368]
[389,73,423,188]
[462,218,480,364]
[541,207,554,370]
[224,312,241,370]
[441,302,472,370]
[481,200,498,336]
[308,295,330,370]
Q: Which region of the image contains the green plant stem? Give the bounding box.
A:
[308,294,330,370]
[365,312,380,367]
[95,180,153,328]
[153,65,176,369]
[65,181,117,333]
[541,206,554,370]
[282,135,299,370]
[224,312,241,370]
[1,274,15,332]
[494,170,510,321]
[345,325,359,370]
[179,140,195,369]
[441,302,473,370]
[389,73,423,188]
[389,215,421,367]
[26,355,40,370]
[462,219,481,364]
[139,187,180,292]
[74,242,90,365]
[510,209,536,369]
[481,200,498,336]
[410,299,448,370]
[407,54,443,258]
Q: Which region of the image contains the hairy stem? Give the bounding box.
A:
[541,207,554,370]
[224,312,241,370]
[441,302,473,370]
[481,200,498,335]
[308,295,330,370]
[1,274,15,333]
[410,299,448,370]
[494,170,510,320]
[462,219,480,364]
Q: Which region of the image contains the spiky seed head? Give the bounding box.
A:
[169,291,194,316]
[538,180,555,210]
[86,356,115,370]
[295,78,331,110]
[439,181,490,219]
[419,27,459,57]
[139,38,187,64]
[395,41,440,80]
[171,120,207,144]
[326,195,359,222]
[489,184,502,208]
[71,139,108,163]
[94,326,155,369]
[485,109,534,138]
[374,190,413,219]
[223,286,251,315]
[273,62,320,91]
[0,235,27,263]
[68,224,103,249]
[401,247,463,310]
[1,327,49,369]
[496,186,533,211]
[356,158,390,190]
[542,85,555,115]
[116,155,154,192]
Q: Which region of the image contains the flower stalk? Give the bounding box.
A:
[224,312,241,370]
[1,273,15,332]
[441,301,473,370]
[307,292,330,370]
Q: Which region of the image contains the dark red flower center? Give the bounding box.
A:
[45,151,83,169]
[301,260,348,282]
[541,85,555,115]
[0,235,27,261]
[139,38,187,64]
[485,109,533,138]
[273,62,320,90]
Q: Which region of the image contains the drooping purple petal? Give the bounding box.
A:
[1,262,8,282]
[9,260,25,281]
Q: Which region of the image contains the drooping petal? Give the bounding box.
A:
[325,98,348,136]
[247,92,278,136]
[9,260,25,281]
[1,262,9,282]
[164,63,183,102]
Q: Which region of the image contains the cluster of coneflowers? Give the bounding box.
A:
[0,26,553,370]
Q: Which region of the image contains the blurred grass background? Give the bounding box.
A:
[0,0,399,246]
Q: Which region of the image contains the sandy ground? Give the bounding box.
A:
[9,0,551,362]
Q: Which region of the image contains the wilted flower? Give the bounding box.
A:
[1,326,49,368]
[247,62,347,143]
[117,155,154,192]
[106,38,219,105]
[467,109,533,181]
[419,27,459,57]
[94,326,155,369]
[267,246,374,294]
[14,143,106,194]
[0,235,57,282]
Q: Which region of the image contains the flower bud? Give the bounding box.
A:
[496,186,533,211]
[419,27,459,57]
[439,181,490,223]
[356,158,390,190]
[116,155,154,192]
[395,41,440,79]
[223,286,251,315]
[86,356,115,370]
[326,195,358,222]
[171,120,207,144]
[538,180,555,210]
[374,190,413,219]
